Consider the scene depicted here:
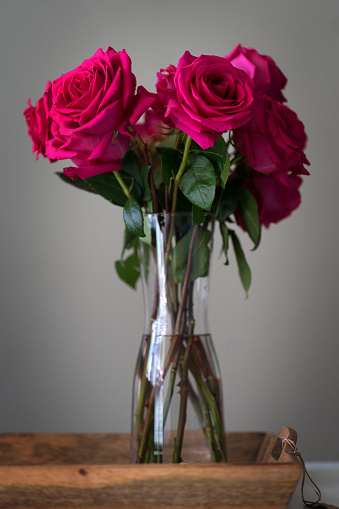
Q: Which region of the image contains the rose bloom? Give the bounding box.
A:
[155,64,177,110]
[155,51,254,149]
[50,127,131,180]
[245,172,302,227]
[24,81,55,161]
[233,95,310,185]
[234,171,302,228]
[226,44,287,102]
[49,47,153,137]
[45,47,154,179]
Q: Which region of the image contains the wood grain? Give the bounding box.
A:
[0,431,268,466]
[0,430,302,508]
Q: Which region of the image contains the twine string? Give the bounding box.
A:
[281,437,322,507]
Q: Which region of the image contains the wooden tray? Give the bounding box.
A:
[0,426,302,508]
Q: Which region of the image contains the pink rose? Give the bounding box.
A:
[24,81,55,161]
[156,51,254,149]
[155,64,177,110]
[233,95,310,184]
[49,47,153,137]
[241,172,303,227]
[49,127,130,180]
[46,113,130,179]
[44,47,155,179]
[226,44,287,102]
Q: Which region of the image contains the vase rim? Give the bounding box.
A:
[144,212,216,218]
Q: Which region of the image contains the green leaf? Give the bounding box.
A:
[56,172,98,194]
[220,150,231,189]
[115,250,140,289]
[229,230,251,295]
[116,231,143,288]
[191,137,230,188]
[216,184,239,222]
[172,227,212,284]
[220,223,229,266]
[123,196,145,237]
[179,154,216,211]
[192,205,206,226]
[140,216,152,246]
[120,228,138,258]
[141,165,152,202]
[161,149,183,187]
[175,188,193,212]
[84,151,145,207]
[86,172,128,206]
[120,151,144,201]
[237,187,261,250]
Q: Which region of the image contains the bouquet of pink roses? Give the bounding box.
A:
[24,45,309,464]
[24,44,309,293]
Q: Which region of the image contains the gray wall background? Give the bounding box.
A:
[1,0,338,461]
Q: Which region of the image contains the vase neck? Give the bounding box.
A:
[139,213,214,337]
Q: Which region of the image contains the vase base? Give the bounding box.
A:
[130,428,218,464]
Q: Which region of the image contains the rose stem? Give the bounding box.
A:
[135,335,151,439]
[191,362,227,461]
[173,224,198,334]
[165,135,192,260]
[172,324,194,463]
[194,337,227,459]
[171,228,198,463]
[144,415,154,463]
[113,170,130,198]
[127,126,159,213]
[170,135,192,214]
[137,336,182,463]
[165,186,170,213]
[175,339,221,461]
[137,225,199,462]
[188,358,224,461]
[186,377,204,431]
[163,342,183,427]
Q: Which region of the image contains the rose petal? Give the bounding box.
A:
[64,161,122,180]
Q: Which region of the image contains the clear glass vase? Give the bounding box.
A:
[130,213,226,464]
